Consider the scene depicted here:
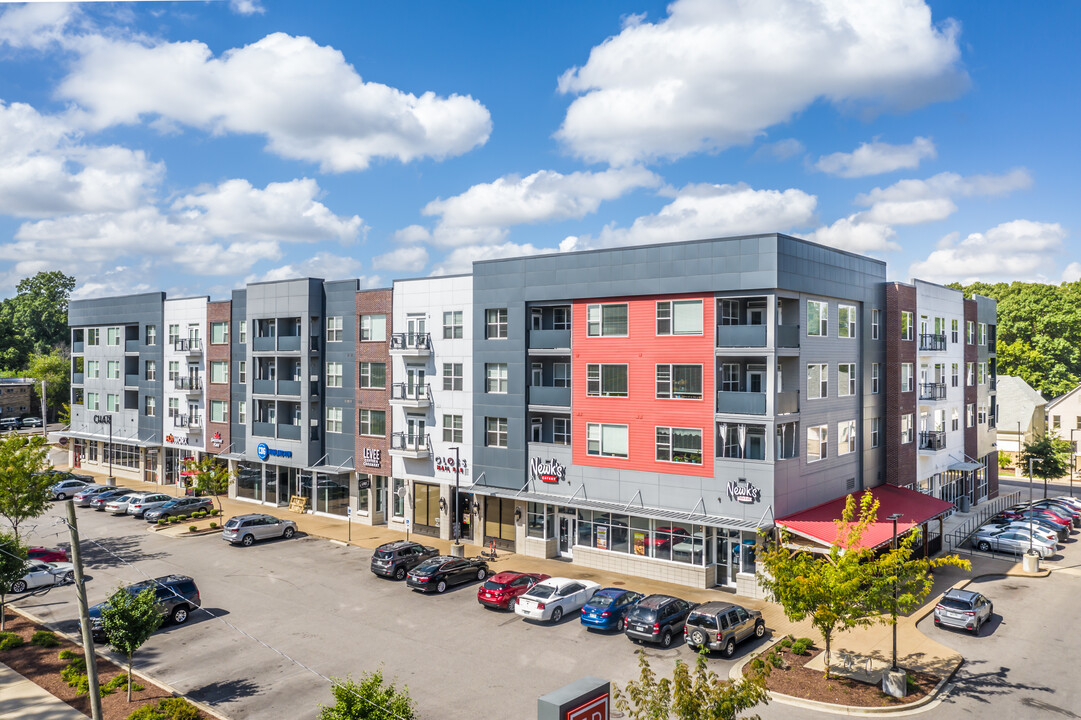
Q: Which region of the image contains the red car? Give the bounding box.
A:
[477,571,550,610]
[28,547,69,563]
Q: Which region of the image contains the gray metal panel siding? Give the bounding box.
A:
[473,302,528,490]
[230,290,247,455]
[323,280,358,467]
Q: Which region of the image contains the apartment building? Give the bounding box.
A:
[0,377,36,420]
[205,300,233,460]
[162,297,208,483]
[355,288,393,525]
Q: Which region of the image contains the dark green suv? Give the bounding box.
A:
[88,575,201,641]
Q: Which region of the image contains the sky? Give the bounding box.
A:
[0,0,1077,301]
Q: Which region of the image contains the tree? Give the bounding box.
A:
[320,670,417,720]
[0,271,76,372]
[614,651,768,720]
[0,533,28,632]
[99,586,163,701]
[0,434,53,540]
[1020,432,1071,484]
[759,491,969,678]
[26,349,70,422]
[182,456,230,512]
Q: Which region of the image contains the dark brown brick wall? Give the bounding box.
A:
[205,300,231,455]
[356,289,392,477]
[885,283,917,487]
[0,382,34,418]
[964,300,977,463]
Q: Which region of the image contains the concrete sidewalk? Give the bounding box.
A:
[0,662,86,720]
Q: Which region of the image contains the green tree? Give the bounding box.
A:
[0,533,28,632]
[182,456,230,512]
[614,651,768,720]
[99,586,163,701]
[320,670,417,720]
[0,434,53,540]
[0,271,76,371]
[1020,432,1071,483]
[26,349,70,422]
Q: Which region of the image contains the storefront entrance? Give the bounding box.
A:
[413,482,441,536]
[557,513,576,558]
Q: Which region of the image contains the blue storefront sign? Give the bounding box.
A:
[256,442,292,461]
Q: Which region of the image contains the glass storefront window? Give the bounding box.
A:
[392,478,405,517]
[314,473,349,516]
[236,463,262,502]
[483,497,516,550]
[375,477,385,513]
[414,482,440,534]
[527,502,545,538]
[358,476,370,514]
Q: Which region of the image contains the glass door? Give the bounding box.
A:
[406,314,426,346]
[406,366,425,399]
[746,366,765,393]
[407,415,426,449]
[557,514,576,558]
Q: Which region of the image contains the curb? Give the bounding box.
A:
[10,606,232,720]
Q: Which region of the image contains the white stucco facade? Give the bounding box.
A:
[163,297,208,479]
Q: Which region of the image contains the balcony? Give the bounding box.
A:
[71,372,84,385]
[174,339,202,354]
[253,379,276,395]
[253,336,276,352]
[390,432,431,459]
[919,333,946,352]
[776,391,799,415]
[277,380,301,396]
[252,421,275,438]
[125,339,140,353]
[918,382,946,401]
[717,325,767,348]
[919,430,946,452]
[174,377,203,393]
[188,415,203,430]
[528,386,571,408]
[777,325,800,348]
[528,329,571,351]
[390,333,432,356]
[390,382,432,408]
[278,335,301,352]
[172,414,189,428]
[990,376,997,391]
[72,341,84,354]
[277,423,301,441]
[717,391,766,415]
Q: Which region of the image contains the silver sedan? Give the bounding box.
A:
[11,560,74,593]
[972,527,1055,558]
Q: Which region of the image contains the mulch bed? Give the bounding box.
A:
[1,610,210,719]
[742,641,940,707]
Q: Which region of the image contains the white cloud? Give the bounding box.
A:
[556,0,966,165]
[908,220,1067,284]
[855,168,1032,225]
[569,182,817,251]
[59,32,492,172]
[245,253,377,285]
[0,2,77,49]
[373,246,429,273]
[752,138,805,162]
[393,224,431,244]
[815,136,936,177]
[430,242,554,276]
[229,0,265,16]
[1063,263,1081,284]
[805,216,899,253]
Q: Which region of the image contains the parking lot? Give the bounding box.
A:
[15,500,772,720]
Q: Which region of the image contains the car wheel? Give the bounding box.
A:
[689,629,707,647]
[551,607,564,623]
[56,492,66,501]
[988,603,994,617]
[436,580,447,594]
[171,606,189,625]
[723,638,736,658]
[616,617,626,632]
[977,541,991,552]
[62,572,74,584]
[159,514,170,521]
[394,566,406,581]
[11,580,27,593]
[754,621,766,638]
[661,629,673,648]
[241,534,255,547]
[283,527,296,539]
[476,568,486,581]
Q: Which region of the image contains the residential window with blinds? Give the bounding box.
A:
[586,423,628,458]
[210,322,229,344]
[586,304,628,337]
[586,364,627,397]
[656,364,702,399]
[656,299,703,335]
[656,427,703,464]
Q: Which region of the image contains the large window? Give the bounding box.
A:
[359,362,386,389]
[838,363,856,397]
[238,321,247,344]
[553,362,570,387]
[325,316,342,343]
[146,325,157,346]
[871,417,880,448]
[837,304,856,339]
[872,309,880,340]
[168,324,179,346]
[807,425,828,462]
[86,392,99,410]
[442,363,463,391]
[145,360,157,381]
[486,308,508,339]
[807,363,828,400]
[586,423,628,458]
[902,413,914,443]
[656,299,703,335]
[107,327,120,346]
[326,407,342,433]
[107,361,120,379]
[901,363,914,392]
[901,311,914,341]
[360,314,386,342]
[86,329,100,346]
[872,363,880,394]
[553,417,570,445]
[145,396,156,417]
[656,427,703,464]
[106,394,119,412]
[210,361,228,384]
[210,322,229,345]
[486,363,508,393]
[656,364,703,400]
[86,360,99,379]
[837,420,856,455]
[586,304,628,337]
[807,300,827,336]
[486,417,508,447]
[443,414,463,443]
[238,401,246,425]
[326,362,343,388]
[359,409,386,436]
[210,400,228,424]
[586,364,628,397]
[443,311,463,339]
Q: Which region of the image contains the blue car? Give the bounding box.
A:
[580,588,645,631]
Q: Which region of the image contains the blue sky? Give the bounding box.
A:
[0,0,1077,300]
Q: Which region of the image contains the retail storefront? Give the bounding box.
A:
[66,433,159,482]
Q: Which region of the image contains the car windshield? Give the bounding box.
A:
[939,598,972,610]
[481,580,508,591]
[628,608,656,622]
[588,594,615,608]
[527,585,555,599]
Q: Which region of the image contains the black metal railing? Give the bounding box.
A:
[919,333,946,351]
[174,377,203,391]
[390,432,431,454]
[919,430,946,451]
[390,332,432,351]
[918,382,946,401]
[390,382,432,403]
[174,339,203,352]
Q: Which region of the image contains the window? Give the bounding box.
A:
[211,400,228,424]
[1052,415,1061,430]
[238,321,247,344]
[871,417,880,448]
[553,417,570,445]
[485,308,508,339]
[360,314,387,342]
[210,361,228,384]
[86,360,99,379]
[586,303,629,338]
[442,363,463,391]
[359,409,386,436]
[978,362,987,385]
[901,414,914,444]
[238,401,246,425]
[949,319,957,344]
[359,362,386,389]
[807,300,828,336]
[872,363,880,394]
[486,363,508,393]
[326,407,342,433]
[168,361,179,381]
[656,299,703,335]
[979,323,987,346]
[145,396,157,417]
[586,364,628,397]
[656,364,703,400]
[807,363,828,400]
[237,361,246,384]
[586,423,628,458]
[553,362,570,388]
[146,325,157,346]
[966,362,974,386]
[86,392,99,410]
[326,362,343,388]
[1076,415,1081,430]
[901,311,913,341]
[326,316,342,343]
[966,403,975,428]
[837,304,857,339]
[838,420,857,455]
[951,363,959,388]
[210,322,229,345]
[106,394,119,412]
[145,360,157,381]
[443,311,463,339]
[553,307,570,330]
[978,404,988,425]
[107,361,120,380]
[86,328,100,346]
[838,363,856,397]
[967,320,975,344]
[900,363,915,393]
[486,417,508,447]
[656,427,703,464]
[168,398,178,417]
[107,327,120,346]
[871,309,880,340]
[952,408,959,431]
[807,425,828,462]
[443,414,463,443]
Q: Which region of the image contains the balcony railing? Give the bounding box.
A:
[277,380,301,396]
[72,341,84,354]
[776,391,799,415]
[528,386,571,407]
[72,372,84,385]
[174,377,203,391]
[172,414,189,428]
[528,329,571,350]
[277,422,301,440]
[919,430,946,451]
[918,382,946,401]
[124,374,140,387]
[390,382,432,404]
[253,336,276,352]
[278,335,301,352]
[717,325,767,348]
[390,432,431,457]
[919,333,946,352]
[390,333,432,353]
[717,391,766,415]
[776,325,800,348]
[989,376,997,391]
[174,338,203,353]
[253,379,275,395]
[188,415,203,429]
[252,421,275,438]
[125,339,140,353]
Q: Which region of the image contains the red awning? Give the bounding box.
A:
[179,471,197,476]
[776,485,955,551]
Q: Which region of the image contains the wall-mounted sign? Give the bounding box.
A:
[363,447,381,468]
[256,442,292,461]
[165,434,190,446]
[92,414,113,425]
[210,432,223,448]
[530,457,566,484]
[596,525,608,551]
[727,480,761,504]
[358,477,372,490]
[434,455,469,476]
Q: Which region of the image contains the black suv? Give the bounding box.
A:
[88,575,201,641]
[370,540,439,580]
[684,601,765,657]
[624,594,697,647]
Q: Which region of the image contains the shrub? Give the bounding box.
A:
[169,516,180,524]
[125,705,162,720]
[58,648,78,660]
[188,525,197,533]
[104,673,144,694]
[769,652,784,668]
[210,508,220,516]
[158,697,201,720]
[31,630,60,648]
[791,638,812,656]
[209,522,217,529]
[0,632,23,651]
[779,637,793,649]
[177,514,188,521]
[750,657,765,672]
[157,518,168,525]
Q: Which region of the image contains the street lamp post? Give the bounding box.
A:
[1071,428,1078,498]
[1028,458,1035,554]
[888,512,903,672]
[94,415,114,482]
[452,446,461,546]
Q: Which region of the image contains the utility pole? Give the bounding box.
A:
[40,379,47,437]
[452,446,461,546]
[65,501,102,720]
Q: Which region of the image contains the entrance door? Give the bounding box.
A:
[746,367,765,394]
[557,514,576,558]
[406,366,425,399]
[406,416,426,449]
[748,306,765,325]
[406,315,426,345]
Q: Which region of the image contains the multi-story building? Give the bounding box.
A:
[205,300,233,460]
[162,297,207,483]
[355,288,393,525]
[0,377,37,421]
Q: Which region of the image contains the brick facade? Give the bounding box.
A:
[964,299,978,463]
[356,289,392,479]
[0,379,35,419]
[205,300,231,455]
[885,283,916,487]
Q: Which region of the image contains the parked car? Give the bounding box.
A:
[90,489,129,511]
[1028,500,1081,526]
[971,526,1055,557]
[88,575,201,641]
[221,513,297,546]
[933,588,993,634]
[370,540,439,580]
[514,577,601,623]
[74,485,119,507]
[1052,496,1081,513]
[104,495,136,515]
[45,470,94,483]
[625,594,697,647]
[50,478,94,501]
[126,493,174,519]
[580,588,645,631]
[406,556,489,594]
[21,417,44,428]
[28,547,69,563]
[1012,504,1074,528]
[684,601,766,657]
[0,417,21,432]
[477,571,551,610]
[997,509,1070,539]
[979,520,1058,545]
[144,496,214,522]
[10,560,74,593]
